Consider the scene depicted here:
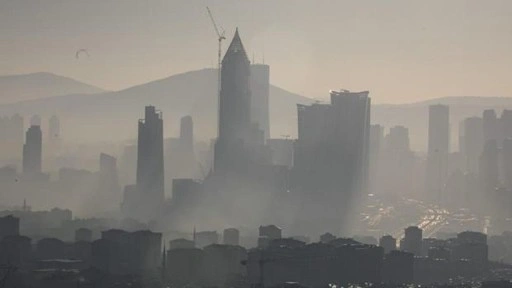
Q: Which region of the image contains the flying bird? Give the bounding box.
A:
[75,49,90,59]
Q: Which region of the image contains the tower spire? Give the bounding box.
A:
[223,28,248,61]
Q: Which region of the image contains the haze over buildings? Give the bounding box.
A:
[2,1,512,287]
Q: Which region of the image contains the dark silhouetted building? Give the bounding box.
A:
[0,215,19,240]
[387,125,410,152]
[0,235,32,268]
[223,228,240,246]
[258,224,282,248]
[426,104,450,202]
[123,106,164,221]
[166,247,204,285]
[169,115,197,179]
[36,238,67,260]
[137,106,164,218]
[214,29,268,174]
[463,116,483,174]
[400,226,422,256]
[379,235,397,254]
[194,230,219,249]
[75,228,93,242]
[479,139,499,191]
[93,229,162,274]
[247,239,383,287]
[267,138,294,168]
[369,124,384,194]
[97,153,121,212]
[453,231,488,264]
[250,64,270,140]
[171,178,202,209]
[382,250,414,284]
[292,89,370,235]
[169,238,195,250]
[502,138,512,190]
[428,104,450,155]
[483,109,499,145]
[22,125,42,176]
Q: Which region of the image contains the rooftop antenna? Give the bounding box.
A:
[206,7,226,136]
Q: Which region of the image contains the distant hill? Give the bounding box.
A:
[0,69,313,142]
[0,69,511,152]
[0,72,106,104]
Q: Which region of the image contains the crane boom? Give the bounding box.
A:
[207,7,222,38]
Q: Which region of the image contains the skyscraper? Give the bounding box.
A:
[292,89,371,234]
[178,115,196,177]
[428,104,450,155]
[214,29,266,174]
[48,115,60,143]
[426,104,450,201]
[479,139,499,191]
[250,64,270,140]
[463,117,483,174]
[135,106,164,220]
[483,109,499,145]
[99,153,120,199]
[502,138,512,190]
[22,125,42,176]
[386,126,410,152]
[180,115,193,150]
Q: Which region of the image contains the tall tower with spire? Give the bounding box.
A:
[214,29,260,174]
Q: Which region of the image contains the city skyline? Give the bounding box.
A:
[2,2,512,286]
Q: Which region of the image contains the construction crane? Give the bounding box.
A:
[206,6,226,137]
[206,6,226,95]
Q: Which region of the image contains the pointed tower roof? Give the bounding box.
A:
[223,28,249,61]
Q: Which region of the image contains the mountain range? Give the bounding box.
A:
[1,69,512,151]
[0,72,106,104]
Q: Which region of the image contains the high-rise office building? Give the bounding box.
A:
[133,106,164,220]
[214,29,267,174]
[483,109,499,145]
[99,153,121,206]
[501,109,512,140]
[250,64,270,140]
[502,138,512,190]
[369,124,384,194]
[267,138,294,168]
[180,115,193,151]
[428,104,450,155]
[292,89,370,234]
[178,115,196,177]
[479,139,499,191]
[22,125,42,176]
[426,104,450,201]
[463,117,483,174]
[386,126,410,152]
[223,228,240,246]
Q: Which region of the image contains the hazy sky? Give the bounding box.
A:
[1,0,512,103]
